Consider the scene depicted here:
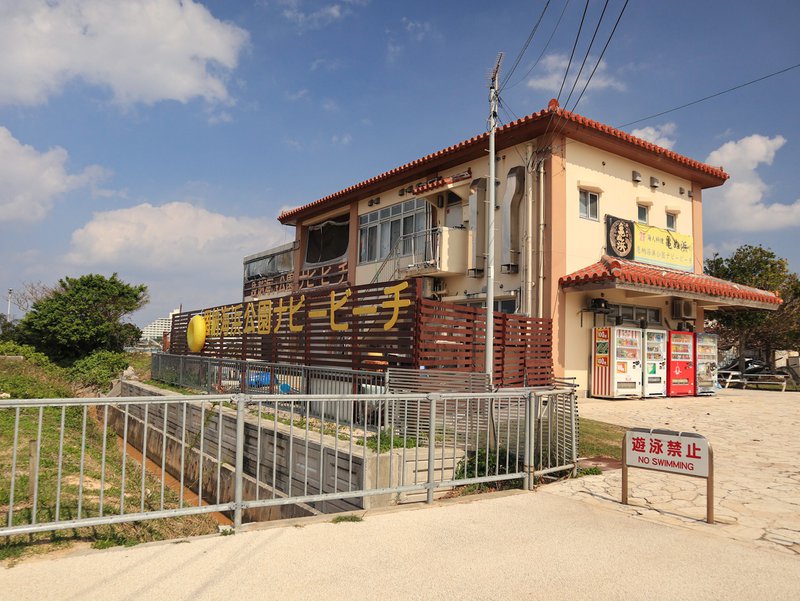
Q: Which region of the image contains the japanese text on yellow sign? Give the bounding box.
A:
[201,281,411,337]
[634,224,694,272]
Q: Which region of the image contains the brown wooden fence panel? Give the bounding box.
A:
[170,278,419,372]
[169,278,552,385]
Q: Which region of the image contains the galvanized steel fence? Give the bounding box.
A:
[0,389,577,538]
[151,353,387,425]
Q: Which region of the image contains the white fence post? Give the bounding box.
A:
[234,394,247,528]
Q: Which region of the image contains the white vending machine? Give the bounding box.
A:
[695,332,718,395]
[591,326,643,399]
[643,329,668,397]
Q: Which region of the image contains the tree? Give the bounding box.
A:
[15,274,148,363]
[0,314,17,342]
[704,245,798,371]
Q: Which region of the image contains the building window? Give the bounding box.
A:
[637,204,649,224]
[579,190,599,220]
[608,303,662,325]
[305,218,349,265]
[666,212,677,231]
[358,199,430,263]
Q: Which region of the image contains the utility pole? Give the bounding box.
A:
[485,53,502,383]
[6,289,11,322]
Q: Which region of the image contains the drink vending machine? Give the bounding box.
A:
[695,332,718,395]
[642,329,667,397]
[591,326,643,399]
[667,331,695,396]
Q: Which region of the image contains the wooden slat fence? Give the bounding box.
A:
[169,278,552,386]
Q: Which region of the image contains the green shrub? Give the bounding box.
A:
[455,447,523,492]
[70,350,129,389]
[0,341,55,369]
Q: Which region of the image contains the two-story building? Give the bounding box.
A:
[244,99,780,393]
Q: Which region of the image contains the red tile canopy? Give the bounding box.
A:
[559,255,781,310]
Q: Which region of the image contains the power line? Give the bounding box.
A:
[501,0,551,90]
[505,0,573,92]
[562,0,609,109]
[556,0,590,103]
[618,62,800,128]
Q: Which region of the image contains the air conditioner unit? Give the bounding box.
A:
[671,299,696,320]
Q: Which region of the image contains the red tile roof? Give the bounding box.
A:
[279,100,729,224]
[559,256,782,306]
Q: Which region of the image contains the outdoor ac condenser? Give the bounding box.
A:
[671,299,696,320]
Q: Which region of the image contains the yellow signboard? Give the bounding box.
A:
[634,224,694,272]
[200,281,412,339]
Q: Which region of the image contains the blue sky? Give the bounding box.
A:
[1,0,799,327]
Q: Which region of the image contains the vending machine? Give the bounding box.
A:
[642,329,667,397]
[591,326,643,399]
[667,331,695,396]
[695,332,719,395]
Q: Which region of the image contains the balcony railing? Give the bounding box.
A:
[371,227,467,283]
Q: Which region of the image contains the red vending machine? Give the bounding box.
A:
[667,331,695,396]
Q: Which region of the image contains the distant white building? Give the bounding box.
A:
[140,309,179,341]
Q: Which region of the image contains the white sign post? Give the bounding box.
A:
[622,428,714,524]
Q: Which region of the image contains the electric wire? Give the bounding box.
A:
[618,61,800,128]
[545,0,629,156]
[556,0,590,103]
[562,0,609,110]
[500,0,551,91]
[569,0,629,112]
[504,0,573,92]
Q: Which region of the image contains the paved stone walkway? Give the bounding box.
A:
[546,388,800,555]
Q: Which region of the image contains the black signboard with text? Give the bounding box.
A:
[605,215,635,260]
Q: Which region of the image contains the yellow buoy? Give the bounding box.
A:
[187,314,207,352]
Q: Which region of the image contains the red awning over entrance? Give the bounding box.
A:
[559,255,781,310]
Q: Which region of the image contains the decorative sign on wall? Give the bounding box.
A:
[201,280,412,338]
[605,215,694,272]
[298,261,348,290]
[605,215,635,260]
[634,224,694,272]
[246,271,294,297]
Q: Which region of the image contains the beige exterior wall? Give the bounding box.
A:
[353,149,530,306]
[564,140,695,273]
[561,140,698,391]
[276,132,714,394]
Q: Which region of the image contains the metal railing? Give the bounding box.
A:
[151,354,388,425]
[0,389,577,537]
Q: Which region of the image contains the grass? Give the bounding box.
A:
[142,379,195,395]
[331,514,363,523]
[0,404,218,564]
[0,357,73,399]
[579,417,627,461]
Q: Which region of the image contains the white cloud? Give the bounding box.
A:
[65,201,293,322]
[402,18,439,42]
[66,201,286,270]
[0,0,249,107]
[386,18,440,63]
[0,126,109,222]
[321,98,340,112]
[277,0,369,31]
[331,133,352,145]
[281,2,343,30]
[310,57,343,71]
[526,53,625,95]
[630,122,677,150]
[386,39,403,64]
[704,134,800,232]
[286,89,310,101]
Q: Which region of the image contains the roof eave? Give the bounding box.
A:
[562,279,780,311]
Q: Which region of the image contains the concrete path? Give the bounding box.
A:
[549,389,800,554]
[2,490,799,601]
